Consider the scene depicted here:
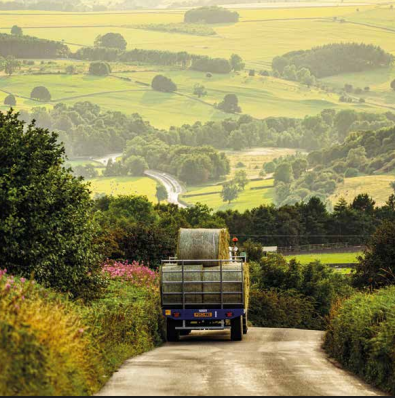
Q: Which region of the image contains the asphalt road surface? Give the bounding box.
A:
[97,328,385,396]
[145,170,187,208]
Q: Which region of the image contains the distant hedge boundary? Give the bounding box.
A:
[324,287,395,395]
[74,47,233,74]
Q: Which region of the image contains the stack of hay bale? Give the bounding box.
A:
[162,228,249,307]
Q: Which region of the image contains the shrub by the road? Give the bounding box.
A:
[0,262,164,396]
[249,289,319,329]
[249,255,354,330]
[324,287,395,394]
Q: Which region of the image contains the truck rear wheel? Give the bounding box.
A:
[243,313,248,335]
[167,319,180,342]
[231,316,243,341]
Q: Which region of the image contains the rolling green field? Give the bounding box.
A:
[285,251,362,265]
[1,66,390,128]
[88,176,158,201]
[181,178,275,211]
[1,6,395,127]
[1,4,395,207]
[330,174,395,206]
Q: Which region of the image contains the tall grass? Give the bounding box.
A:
[324,287,395,394]
[0,261,164,396]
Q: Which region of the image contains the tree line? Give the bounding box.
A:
[18,102,395,172]
[184,6,239,24]
[273,43,394,79]
[0,33,70,59]
[74,46,235,74]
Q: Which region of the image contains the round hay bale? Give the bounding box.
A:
[177,228,230,267]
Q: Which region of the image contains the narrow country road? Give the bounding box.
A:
[97,328,385,397]
[145,170,187,208]
[94,153,123,166]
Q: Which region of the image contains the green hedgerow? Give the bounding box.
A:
[324,287,395,394]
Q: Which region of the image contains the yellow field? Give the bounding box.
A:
[1,5,394,67]
[224,147,301,179]
[330,175,395,206]
[88,176,158,201]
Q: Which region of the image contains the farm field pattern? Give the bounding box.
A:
[1,4,394,209]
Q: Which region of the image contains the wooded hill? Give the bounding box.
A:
[273,43,394,78]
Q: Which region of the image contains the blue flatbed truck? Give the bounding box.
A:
[161,256,248,342]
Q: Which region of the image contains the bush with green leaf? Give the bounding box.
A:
[324,287,395,394]
[0,263,164,396]
[249,255,354,329]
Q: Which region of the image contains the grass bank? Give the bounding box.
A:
[324,287,395,395]
[0,262,164,396]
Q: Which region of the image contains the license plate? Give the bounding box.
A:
[194,312,213,318]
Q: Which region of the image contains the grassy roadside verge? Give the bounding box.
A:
[324,287,395,395]
[0,262,164,396]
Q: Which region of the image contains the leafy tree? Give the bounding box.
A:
[178,154,211,184]
[391,79,395,91]
[184,6,239,24]
[391,181,395,193]
[156,184,168,203]
[4,94,16,106]
[230,54,245,72]
[353,221,395,289]
[94,33,127,50]
[103,159,127,177]
[65,65,76,75]
[291,158,308,179]
[347,146,367,168]
[272,56,289,74]
[0,110,102,298]
[221,181,239,204]
[274,163,293,184]
[334,109,358,140]
[234,169,248,191]
[264,162,276,174]
[191,57,232,74]
[345,168,359,178]
[73,164,98,179]
[11,25,23,36]
[89,61,111,76]
[217,94,241,114]
[193,83,207,98]
[152,75,177,93]
[31,86,51,101]
[125,155,148,176]
[4,56,21,76]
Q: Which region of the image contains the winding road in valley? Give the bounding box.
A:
[98,328,385,397]
[145,170,187,208]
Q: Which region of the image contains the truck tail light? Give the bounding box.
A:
[226,312,233,318]
[173,312,181,318]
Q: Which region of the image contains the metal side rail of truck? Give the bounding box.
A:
[161,257,248,342]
